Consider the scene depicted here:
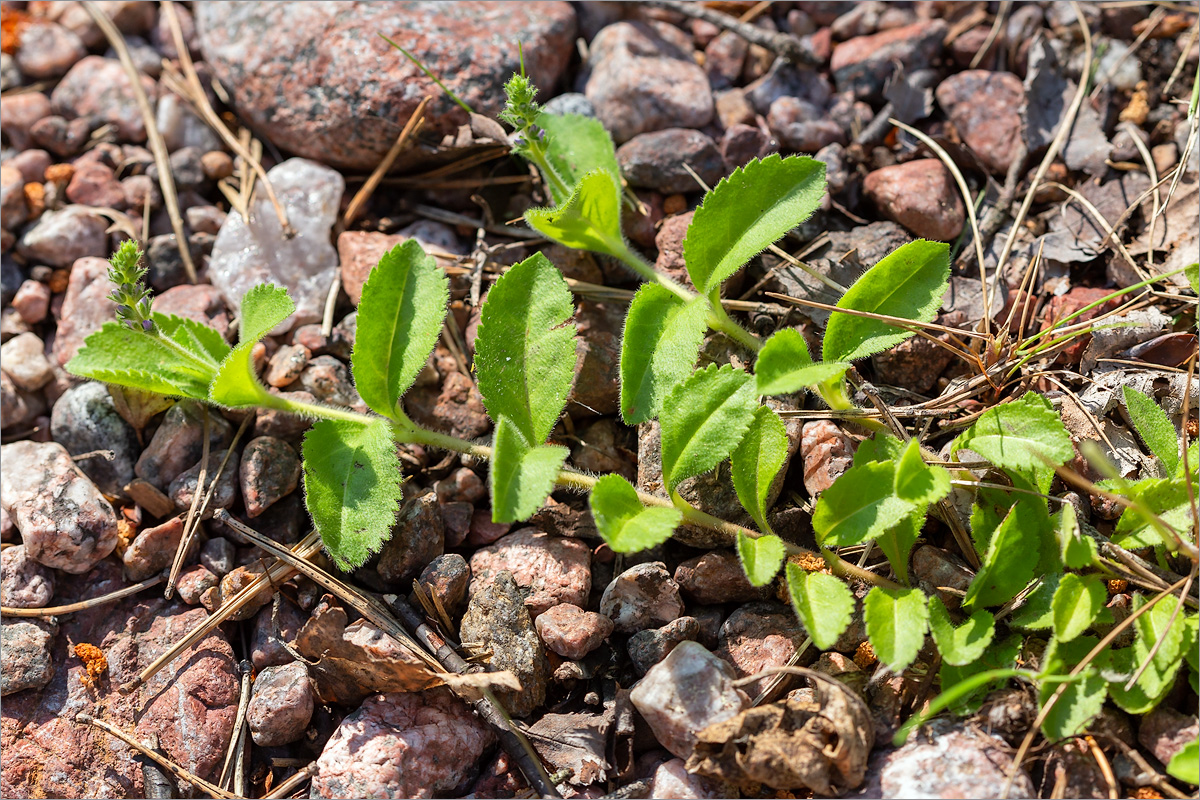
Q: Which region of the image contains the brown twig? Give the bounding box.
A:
[1,574,165,617]
[647,0,822,66]
[262,763,317,799]
[342,96,432,229]
[84,0,196,282]
[218,660,253,790]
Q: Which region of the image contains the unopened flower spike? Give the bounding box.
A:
[105,239,156,332]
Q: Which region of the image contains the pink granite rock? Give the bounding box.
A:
[247,662,314,747]
[0,545,55,609]
[469,528,591,616]
[863,159,965,241]
[535,602,615,660]
[600,562,684,634]
[935,70,1025,176]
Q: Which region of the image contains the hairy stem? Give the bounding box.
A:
[708,288,762,352]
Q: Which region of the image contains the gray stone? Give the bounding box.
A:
[168,449,240,517]
[628,616,700,675]
[460,571,549,717]
[16,207,108,268]
[376,490,444,586]
[247,662,313,747]
[0,545,55,609]
[0,332,53,392]
[134,401,232,490]
[600,562,685,634]
[50,381,140,497]
[0,619,56,696]
[616,128,724,194]
[200,536,236,576]
[239,436,301,517]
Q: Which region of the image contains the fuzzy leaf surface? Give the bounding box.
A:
[737,532,786,587]
[894,439,951,505]
[1108,593,1187,713]
[928,595,995,666]
[731,405,789,533]
[1123,386,1180,476]
[876,513,923,585]
[1051,573,1106,642]
[683,155,825,295]
[864,586,929,672]
[1168,741,1199,785]
[67,318,220,400]
[535,112,620,205]
[1040,637,1109,739]
[589,474,681,553]
[352,240,449,420]
[951,392,1073,477]
[619,284,709,423]
[821,240,950,363]
[303,419,403,570]
[1055,505,1098,569]
[1112,477,1193,549]
[525,169,626,261]
[210,285,295,408]
[754,328,849,396]
[812,460,914,548]
[489,416,568,524]
[853,432,905,466]
[475,252,577,445]
[155,314,231,365]
[786,564,854,651]
[963,498,1043,610]
[659,364,758,490]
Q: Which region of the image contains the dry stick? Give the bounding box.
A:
[218,660,253,790]
[648,0,822,65]
[993,4,1093,281]
[970,0,1011,69]
[84,1,196,282]
[955,140,1028,275]
[1001,576,1191,799]
[342,97,433,229]
[262,763,317,799]
[1104,736,1192,800]
[388,596,563,799]
[76,714,237,799]
[160,1,291,235]
[121,534,322,695]
[1,574,164,618]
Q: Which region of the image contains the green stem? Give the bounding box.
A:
[817,375,887,434]
[523,138,574,207]
[708,288,762,352]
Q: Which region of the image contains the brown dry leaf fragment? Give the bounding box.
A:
[1131,172,1198,285]
[294,595,443,705]
[74,642,107,689]
[442,670,523,702]
[686,669,874,796]
[524,710,613,787]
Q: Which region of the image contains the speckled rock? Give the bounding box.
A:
[65,160,126,209]
[337,231,408,306]
[299,355,360,407]
[0,545,55,609]
[0,619,57,696]
[122,515,189,581]
[830,20,946,100]
[247,662,313,747]
[0,92,52,151]
[716,601,807,697]
[864,159,964,241]
[377,490,444,586]
[469,528,591,616]
[650,757,729,799]
[151,284,232,340]
[250,597,308,670]
[629,616,701,675]
[1138,707,1199,770]
[200,537,235,576]
[800,420,854,497]
[586,21,714,143]
[14,21,86,81]
[1,165,27,231]
[195,2,576,170]
[535,602,614,660]
[312,688,495,798]
[935,71,1025,176]
[0,441,118,573]
[175,563,219,605]
[767,96,845,153]
[17,209,108,270]
[50,257,113,366]
[50,56,157,142]
[169,449,240,517]
[413,553,471,619]
[264,343,310,388]
[1,332,53,392]
[239,436,301,517]
[600,562,685,634]
[50,381,140,497]
[11,280,50,325]
[675,551,773,605]
[207,158,343,333]
[134,401,233,490]
[630,641,748,759]
[866,722,1035,799]
[460,571,549,717]
[616,128,724,194]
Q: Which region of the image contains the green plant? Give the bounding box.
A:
[69,69,1197,759]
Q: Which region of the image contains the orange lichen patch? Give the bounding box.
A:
[1132,788,1163,799]
[114,518,137,558]
[1187,417,1198,439]
[854,640,877,670]
[788,552,829,574]
[1119,82,1150,126]
[74,643,108,689]
[1107,579,1129,595]
[47,268,69,293]
[1,9,30,55]
[44,163,75,185]
[23,182,45,219]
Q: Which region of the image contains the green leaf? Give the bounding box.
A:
[1039,636,1109,739]
[963,498,1044,610]
[683,155,825,295]
[1168,741,1200,785]
[951,392,1074,478]
[210,285,295,408]
[812,460,915,548]
[938,633,1023,714]
[853,432,905,466]
[154,313,231,364]
[1010,573,1061,630]
[863,585,929,672]
[1108,593,1187,713]
[893,439,951,505]
[474,252,577,445]
[589,474,681,553]
[525,169,627,262]
[352,240,449,420]
[754,328,850,396]
[927,595,995,666]
[731,405,789,533]
[67,320,218,400]
[1055,505,1098,569]
[302,418,403,570]
[619,284,709,424]
[1051,573,1106,642]
[786,563,854,651]
[1123,386,1180,476]
[1112,477,1193,549]
[659,364,758,490]
[535,111,621,206]
[821,240,950,363]
[875,512,923,584]
[489,416,568,524]
[737,532,786,587]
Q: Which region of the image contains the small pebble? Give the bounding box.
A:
[11,280,51,324]
[248,662,314,746]
[628,616,701,675]
[535,603,614,660]
[0,619,57,696]
[0,544,56,609]
[239,436,301,517]
[600,562,684,634]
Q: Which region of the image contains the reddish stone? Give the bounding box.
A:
[935,70,1025,176]
[863,159,965,241]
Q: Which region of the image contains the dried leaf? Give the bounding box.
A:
[442,670,523,702]
[686,668,874,795]
[1023,35,1111,176]
[525,711,613,786]
[294,596,442,704]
